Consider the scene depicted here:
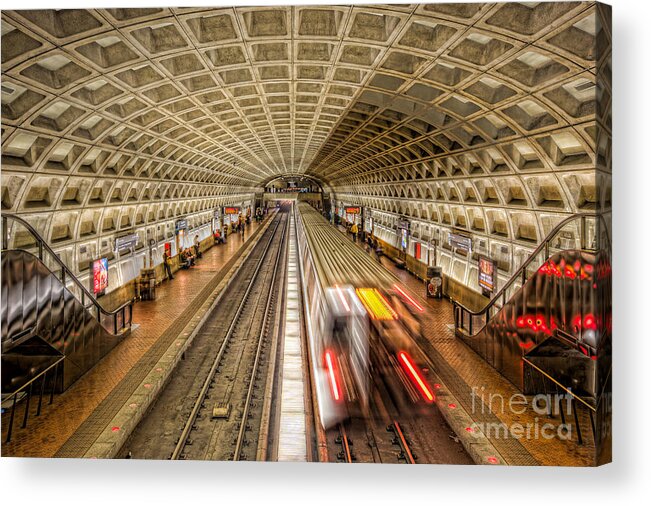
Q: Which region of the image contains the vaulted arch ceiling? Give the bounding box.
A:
[1,3,611,259]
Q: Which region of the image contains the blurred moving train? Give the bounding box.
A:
[295,202,433,428]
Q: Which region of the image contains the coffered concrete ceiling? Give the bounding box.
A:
[1,3,611,256]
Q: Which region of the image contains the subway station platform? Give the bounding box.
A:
[3,203,595,466]
[2,216,272,458]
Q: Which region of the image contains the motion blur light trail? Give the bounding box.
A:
[399,351,434,402]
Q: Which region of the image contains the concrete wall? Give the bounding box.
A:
[99,233,218,312]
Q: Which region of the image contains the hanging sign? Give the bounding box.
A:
[175,219,188,232]
[115,233,138,251]
[449,232,472,252]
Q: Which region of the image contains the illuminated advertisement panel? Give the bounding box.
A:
[224,206,241,214]
[478,256,496,292]
[400,228,408,251]
[92,257,108,295]
[344,206,361,214]
[397,218,409,251]
[365,217,373,234]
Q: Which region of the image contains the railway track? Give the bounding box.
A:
[118,210,289,461]
[324,350,473,465]
[330,417,418,464]
[173,213,288,461]
[330,417,416,464]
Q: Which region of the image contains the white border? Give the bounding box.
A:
[2,0,650,504]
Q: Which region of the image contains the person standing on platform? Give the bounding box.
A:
[163,249,174,280]
[351,222,359,242]
[193,234,201,258]
[373,237,382,262]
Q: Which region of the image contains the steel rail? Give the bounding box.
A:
[170,215,283,460]
[391,420,416,464]
[337,423,354,463]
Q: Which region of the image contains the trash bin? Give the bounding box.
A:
[139,268,157,301]
[426,266,442,299]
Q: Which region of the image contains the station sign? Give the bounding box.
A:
[115,233,138,251]
[478,256,496,293]
[344,206,361,214]
[224,206,241,215]
[449,232,472,252]
[175,219,188,232]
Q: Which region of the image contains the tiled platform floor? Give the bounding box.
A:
[339,228,596,466]
[2,218,269,458]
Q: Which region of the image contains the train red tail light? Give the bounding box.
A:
[584,313,597,330]
[325,350,342,402]
[398,351,434,402]
[393,284,424,312]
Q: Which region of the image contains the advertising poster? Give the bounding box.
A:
[478,256,496,293]
[92,257,108,295]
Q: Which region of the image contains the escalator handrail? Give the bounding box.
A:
[1,213,133,329]
[453,212,610,321]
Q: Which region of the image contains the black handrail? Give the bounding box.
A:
[453,212,610,334]
[1,213,133,335]
[2,354,65,443]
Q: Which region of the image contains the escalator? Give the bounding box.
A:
[452,213,611,461]
[1,214,133,398]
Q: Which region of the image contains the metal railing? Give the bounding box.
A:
[2,354,65,443]
[453,213,611,337]
[1,213,133,336]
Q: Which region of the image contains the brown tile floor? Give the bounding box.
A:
[341,229,595,466]
[2,218,268,458]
